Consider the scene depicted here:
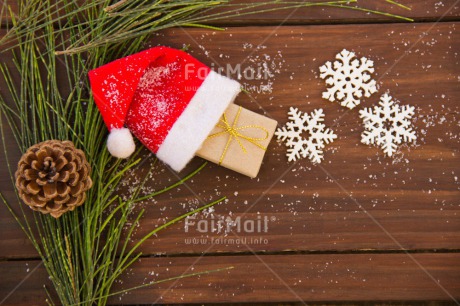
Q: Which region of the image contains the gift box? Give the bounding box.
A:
[196,103,277,178]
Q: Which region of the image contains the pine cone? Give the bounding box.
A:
[15,140,93,218]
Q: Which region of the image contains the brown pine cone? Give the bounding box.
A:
[15,140,93,218]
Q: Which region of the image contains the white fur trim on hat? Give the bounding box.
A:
[107,127,136,159]
[156,71,241,172]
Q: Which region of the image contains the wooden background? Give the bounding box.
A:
[1,0,459,304]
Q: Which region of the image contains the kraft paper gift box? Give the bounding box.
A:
[196,103,277,178]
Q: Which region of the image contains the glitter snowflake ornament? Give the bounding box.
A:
[359,93,417,157]
[319,49,377,109]
[276,107,337,163]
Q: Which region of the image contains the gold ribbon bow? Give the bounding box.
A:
[207,106,269,165]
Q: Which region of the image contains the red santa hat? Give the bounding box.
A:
[88,46,241,172]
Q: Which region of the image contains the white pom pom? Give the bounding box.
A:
[107,128,136,159]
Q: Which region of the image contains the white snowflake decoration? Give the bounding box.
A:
[276,107,337,163]
[319,49,377,109]
[359,93,417,157]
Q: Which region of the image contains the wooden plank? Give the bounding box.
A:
[106,21,460,255]
[1,253,459,304]
[0,0,459,26]
[127,21,460,255]
[206,0,460,24]
[1,22,459,258]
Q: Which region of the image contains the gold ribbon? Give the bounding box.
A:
[207,106,269,165]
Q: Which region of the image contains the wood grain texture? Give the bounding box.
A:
[130,22,460,255]
[1,254,459,304]
[1,23,459,260]
[0,0,459,25]
[206,0,460,24]
[80,23,460,254]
